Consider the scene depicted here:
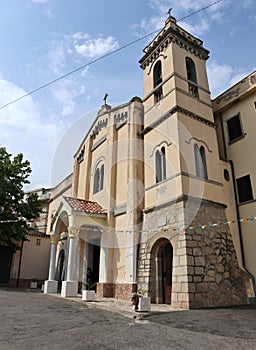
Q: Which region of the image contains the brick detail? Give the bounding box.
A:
[114,283,137,300]
[97,283,137,301]
[96,283,114,298]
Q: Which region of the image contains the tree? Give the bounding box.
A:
[0,147,42,251]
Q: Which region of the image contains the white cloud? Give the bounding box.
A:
[239,0,255,9]
[31,0,52,17]
[51,79,87,117]
[74,36,119,59]
[45,35,68,75]
[45,31,119,75]
[0,75,64,188]
[178,18,210,36]
[207,61,252,98]
[135,0,226,36]
[42,31,119,117]
[32,0,51,3]
[72,32,90,42]
[46,31,119,70]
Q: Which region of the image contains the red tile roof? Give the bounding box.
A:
[64,197,106,215]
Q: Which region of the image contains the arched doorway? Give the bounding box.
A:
[56,249,65,292]
[150,238,173,304]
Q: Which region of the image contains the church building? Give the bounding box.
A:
[44,13,254,308]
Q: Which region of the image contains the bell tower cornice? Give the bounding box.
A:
[139,16,209,69]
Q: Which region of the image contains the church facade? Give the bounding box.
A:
[44,14,254,308]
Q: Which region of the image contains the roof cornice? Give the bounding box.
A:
[139,17,209,69]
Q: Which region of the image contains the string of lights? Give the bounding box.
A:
[1,213,255,236]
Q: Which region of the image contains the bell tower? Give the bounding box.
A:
[141,14,211,114]
[137,13,248,308]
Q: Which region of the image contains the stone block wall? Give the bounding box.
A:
[137,198,249,309]
[137,242,151,296]
[184,200,248,308]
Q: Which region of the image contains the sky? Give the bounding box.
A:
[0,0,255,190]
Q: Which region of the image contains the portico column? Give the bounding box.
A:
[99,230,108,283]
[44,234,59,294]
[61,226,79,297]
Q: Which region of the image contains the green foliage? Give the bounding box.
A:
[0,147,42,251]
[83,282,97,290]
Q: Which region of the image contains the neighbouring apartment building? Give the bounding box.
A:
[9,188,51,288]
[213,72,256,298]
[44,13,255,308]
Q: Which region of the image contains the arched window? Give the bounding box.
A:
[161,147,166,181]
[200,146,208,179]
[194,144,207,179]
[155,146,166,183]
[93,168,100,194]
[93,163,104,193]
[186,57,199,98]
[99,164,104,191]
[153,60,163,103]
[155,150,161,183]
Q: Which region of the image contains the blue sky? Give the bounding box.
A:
[0,0,255,189]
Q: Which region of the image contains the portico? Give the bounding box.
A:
[44,196,106,297]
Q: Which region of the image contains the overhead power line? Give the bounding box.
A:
[178,0,223,22]
[0,0,224,111]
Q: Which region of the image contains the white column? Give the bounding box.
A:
[66,232,78,280]
[61,226,79,298]
[44,234,59,294]
[125,230,137,283]
[99,231,108,283]
[82,242,88,286]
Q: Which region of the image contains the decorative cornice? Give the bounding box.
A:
[177,106,216,128]
[115,111,128,129]
[139,23,209,69]
[141,105,216,136]
[90,118,108,139]
[113,204,127,216]
[149,141,172,158]
[143,195,226,214]
[91,135,107,152]
[185,137,213,153]
[77,146,85,163]
[145,171,223,192]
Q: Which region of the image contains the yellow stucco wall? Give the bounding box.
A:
[213,71,256,287]
[11,236,50,281]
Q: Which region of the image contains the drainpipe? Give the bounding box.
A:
[16,240,24,287]
[229,160,256,296]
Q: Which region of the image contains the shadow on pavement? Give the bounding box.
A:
[143,304,256,339]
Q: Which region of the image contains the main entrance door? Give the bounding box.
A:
[56,249,65,292]
[150,238,173,304]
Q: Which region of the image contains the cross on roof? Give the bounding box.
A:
[167,8,172,17]
[103,93,108,105]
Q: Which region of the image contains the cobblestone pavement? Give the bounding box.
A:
[0,287,256,350]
